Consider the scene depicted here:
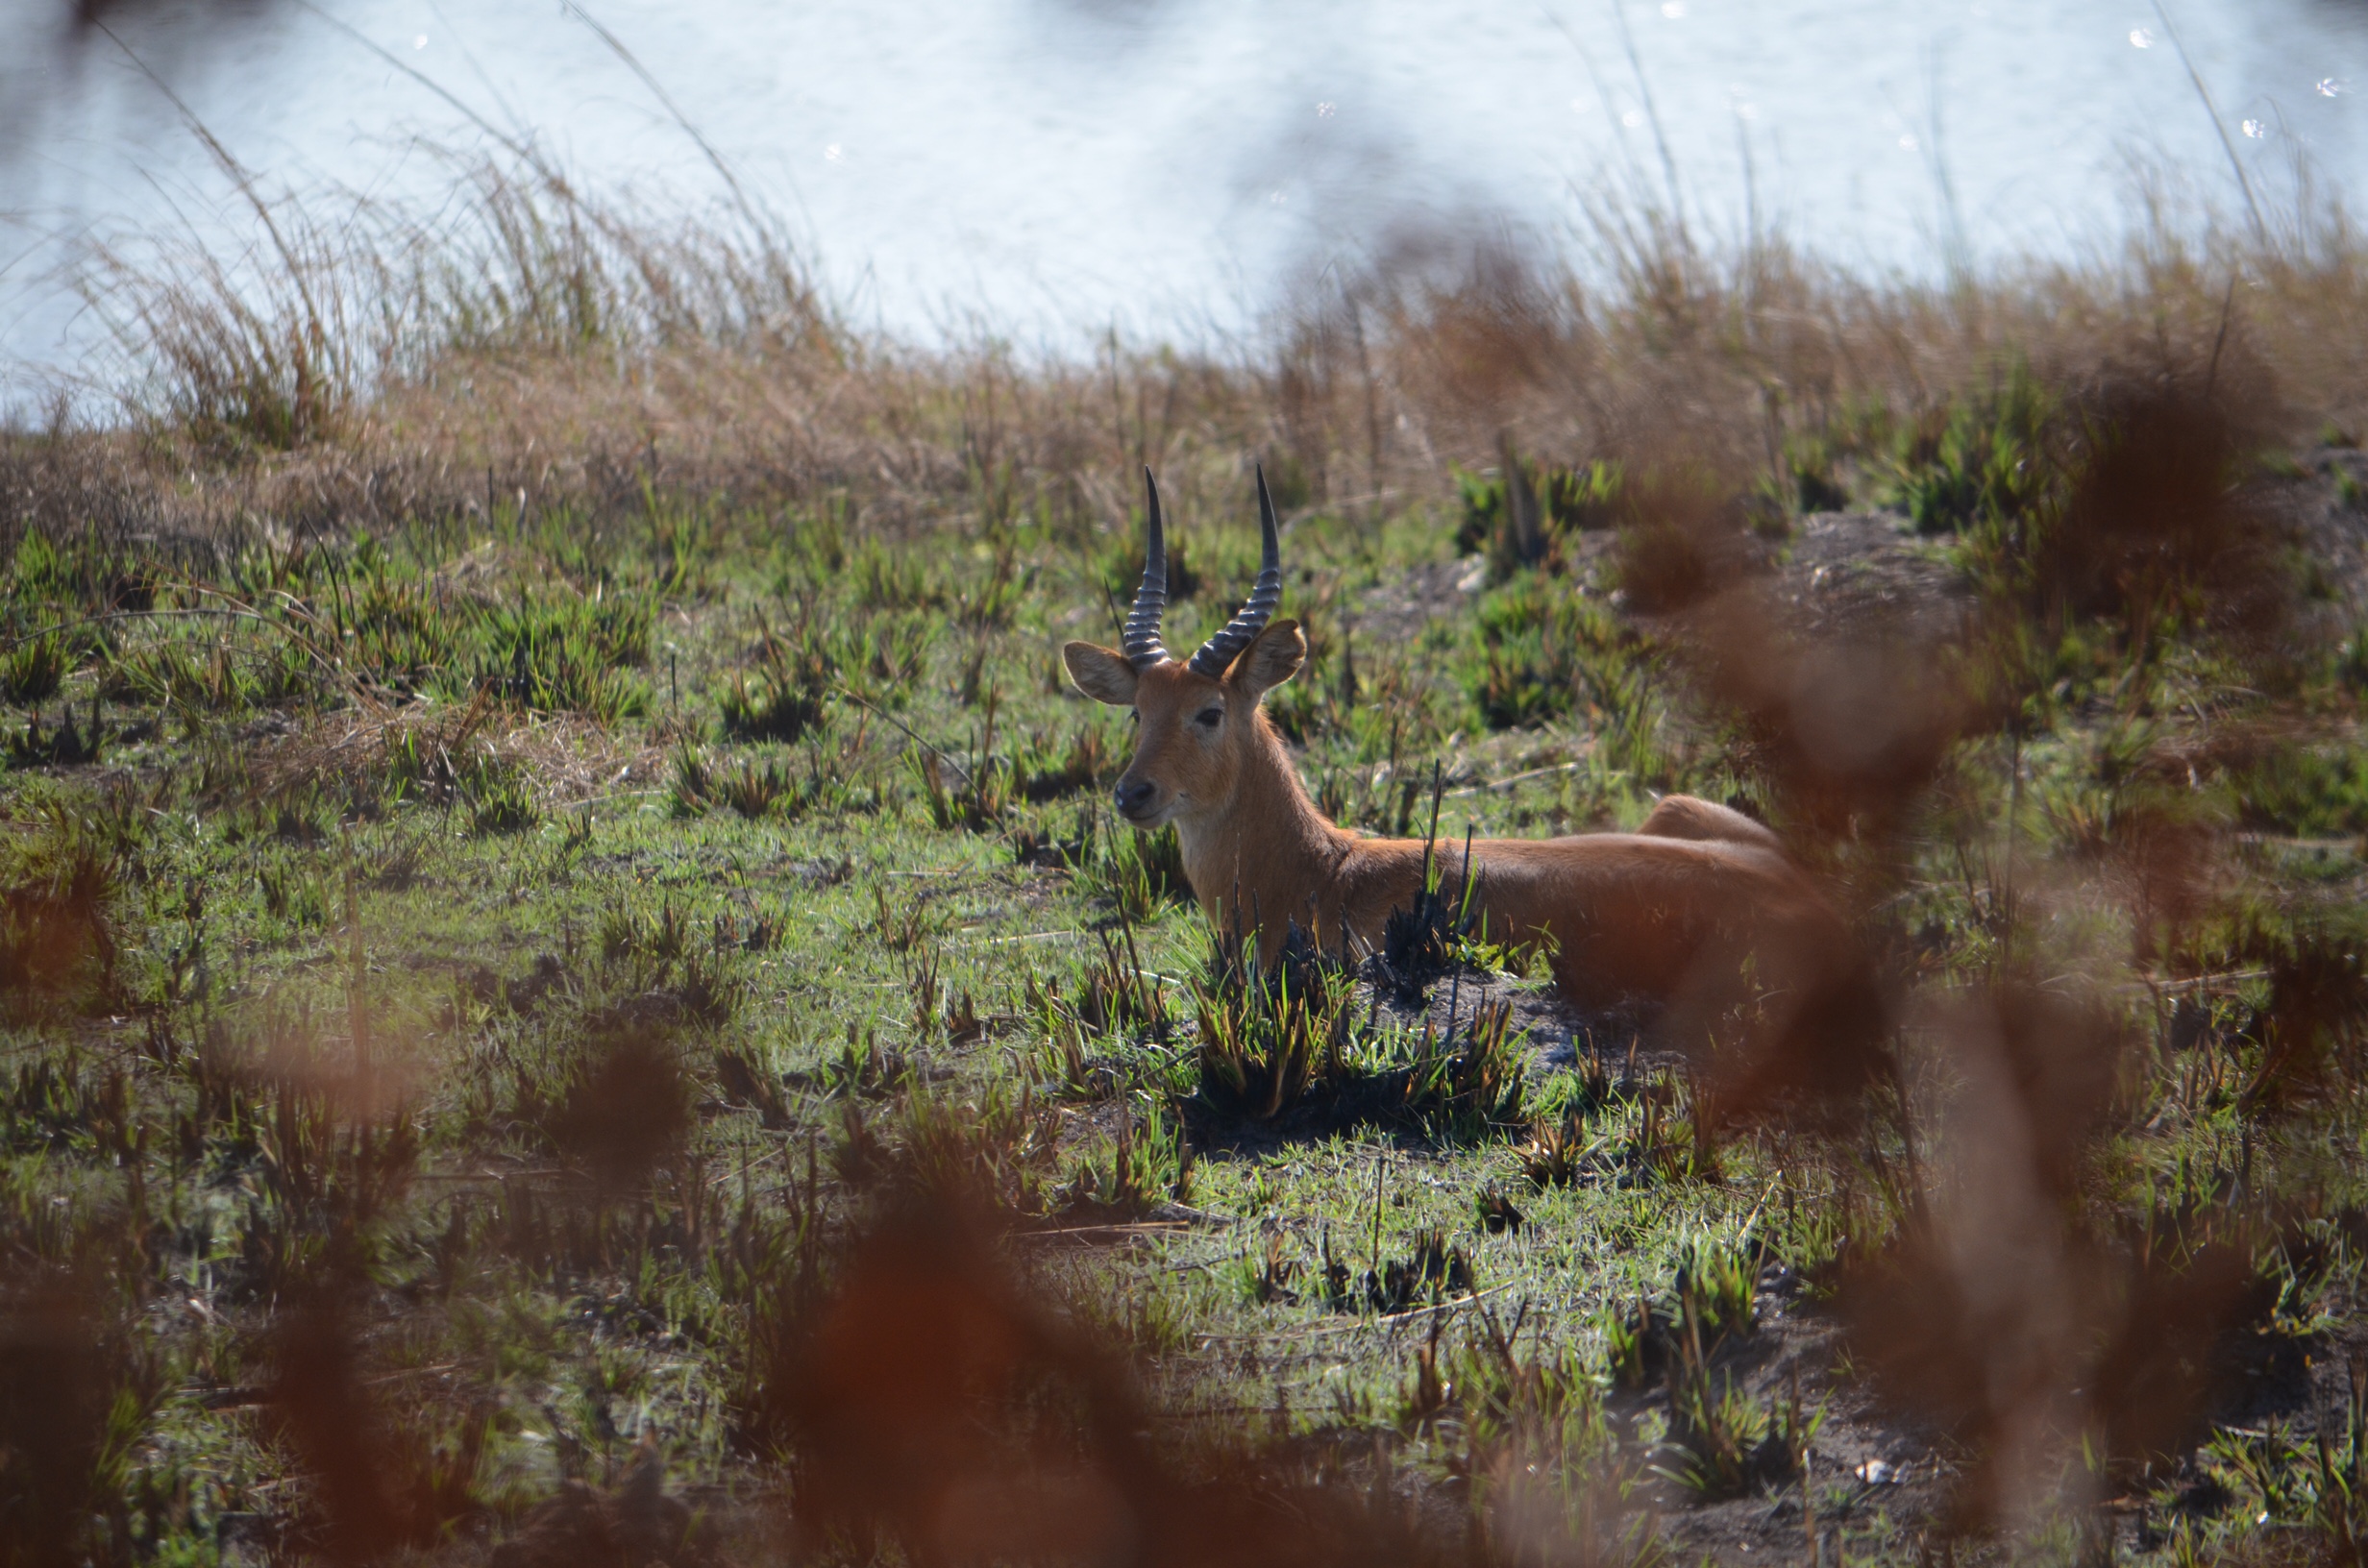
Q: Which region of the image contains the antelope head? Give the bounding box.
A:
[1063,468,1305,830]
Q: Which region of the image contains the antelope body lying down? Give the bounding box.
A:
[1066,471,1882,1088]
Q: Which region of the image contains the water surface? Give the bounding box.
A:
[5,0,2367,375]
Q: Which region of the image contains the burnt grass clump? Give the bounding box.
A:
[10,157,2368,1564]
[1185,916,1529,1148]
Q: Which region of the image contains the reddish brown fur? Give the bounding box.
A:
[1066,623,1871,1048]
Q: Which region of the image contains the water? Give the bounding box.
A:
[6,0,2368,379]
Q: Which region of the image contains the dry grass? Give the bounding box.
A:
[15,145,2368,560]
[252,697,662,812]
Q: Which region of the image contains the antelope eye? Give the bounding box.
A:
[1194,706,1223,729]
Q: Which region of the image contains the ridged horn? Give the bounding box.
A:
[1121,467,1172,670]
[1188,464,1284,678]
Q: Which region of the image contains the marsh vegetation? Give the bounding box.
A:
[5,147,2368,1565]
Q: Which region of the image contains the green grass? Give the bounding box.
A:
[1888,362,2058,537]
[0,375,2365,1567]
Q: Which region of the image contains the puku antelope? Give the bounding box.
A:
[1064,469,1885,1091]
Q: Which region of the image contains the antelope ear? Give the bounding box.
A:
[1063,641,1140,705]
[1226,619,1305,700]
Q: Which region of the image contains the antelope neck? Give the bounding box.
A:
[1172,711,1352,939]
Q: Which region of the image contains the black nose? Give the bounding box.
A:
[1114,780,1156,817]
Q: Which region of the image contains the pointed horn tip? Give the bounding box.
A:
[1184,462,1288,675]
